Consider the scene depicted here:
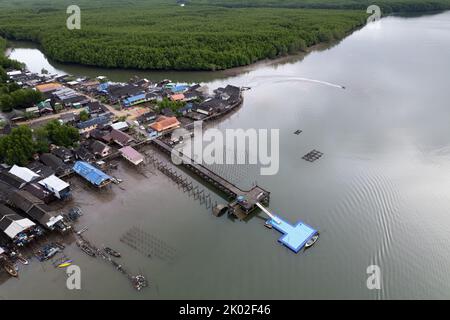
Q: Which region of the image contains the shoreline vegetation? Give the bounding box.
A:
[1,38,44,113]
[0,0,369,71]
[0,1,449,71]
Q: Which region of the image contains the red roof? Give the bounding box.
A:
[35,83,63,93]
[170,94,185,101]
[149,116,181,132]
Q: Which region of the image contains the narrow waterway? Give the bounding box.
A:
[2,11,450,299]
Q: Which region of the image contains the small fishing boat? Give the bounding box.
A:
[34,246,60,261]
[104,247,121,258]
[3,263,18,277]
[304,233,319,249]
[80,245,96,257]
[57,260,73,268]
[76,226,88,235]
[16,255,29,265]
[52,256,68,267]
[53,242,66,250]
[77,241,96,257]
[264,222,273,229]
[132,274,148,291]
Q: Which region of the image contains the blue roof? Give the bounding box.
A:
[268,216,317,253]
[73,161,111,186]
[97,82,110,93]
[172,85,189,93]
[123,93,146,105]
[77,115,110,129]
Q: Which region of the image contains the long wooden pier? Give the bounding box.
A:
[151,138,270,218]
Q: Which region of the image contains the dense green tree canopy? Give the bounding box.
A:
[157,97,186,115]
[42,120,80,148]
[0,125,36,165]
[0,2,367,70]
[0,0,447,70]
[79,110,90,122]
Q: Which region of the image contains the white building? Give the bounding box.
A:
[9,165,40,183]
[39,175,71,199]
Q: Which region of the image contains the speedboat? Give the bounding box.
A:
[304,233,319,249]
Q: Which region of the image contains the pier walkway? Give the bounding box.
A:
[151,138,270,217]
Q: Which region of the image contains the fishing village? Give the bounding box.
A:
[0,65,319,290]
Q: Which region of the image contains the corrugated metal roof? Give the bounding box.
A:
[73,161,111,186]
[119,146,144,165]
[123,93,146,105]
[77,115,110,129]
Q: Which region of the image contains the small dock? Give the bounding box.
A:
[267,216,318,253]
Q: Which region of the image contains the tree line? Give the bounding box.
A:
[0,5,366,71]
[193,0,450,13]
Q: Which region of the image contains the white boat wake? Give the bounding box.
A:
[248,75,345,89]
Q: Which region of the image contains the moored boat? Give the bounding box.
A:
[3,263,18,277]
[104,247,121,258]
[304,233,319,249]
[53,242,66,250]
[77,241,96,257]
[34,244,60,261]
[132,274,148,291]
[57,260,73,268]
[16,255,29,265]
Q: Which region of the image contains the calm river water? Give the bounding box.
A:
[2,11,450,299]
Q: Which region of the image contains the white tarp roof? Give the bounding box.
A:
[39,174,70,192]
[111,121,129,131]
[4,217,35,238]
[7,70,22,76]
[46,215,64,228]
[9,165,40,183]
[0,247,4,255]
